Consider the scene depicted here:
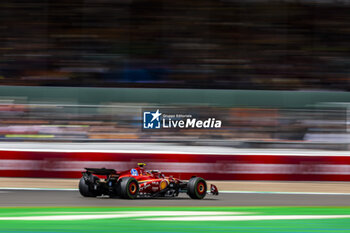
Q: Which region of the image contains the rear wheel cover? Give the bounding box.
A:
[79,176,100,197]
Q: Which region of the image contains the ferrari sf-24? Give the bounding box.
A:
[79,163,219,199]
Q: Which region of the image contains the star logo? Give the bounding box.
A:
[143,109,162,129]
[151,109,161,122]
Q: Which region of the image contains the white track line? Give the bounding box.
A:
[0,211,246,221]
[219,190,350,195]
[1,212,350,221]
[1,187,350,195]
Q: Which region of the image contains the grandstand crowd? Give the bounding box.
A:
[0,0,349,90]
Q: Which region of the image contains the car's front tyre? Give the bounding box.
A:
[187,177,207,199]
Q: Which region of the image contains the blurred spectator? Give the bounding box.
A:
[0,101,347,150]
[0,0,349,90]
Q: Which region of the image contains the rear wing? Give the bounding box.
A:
[84,168,117,175]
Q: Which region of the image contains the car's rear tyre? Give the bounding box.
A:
[187,177,207,199]
[119,177,139,199]
[79,176,99,197]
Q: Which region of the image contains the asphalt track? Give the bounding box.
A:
[1,189,350,207]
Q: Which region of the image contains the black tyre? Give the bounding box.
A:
[187,177,207,199]
[79,176,99,197]
[119,177,139,199]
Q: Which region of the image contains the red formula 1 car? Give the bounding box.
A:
[79,163,219,199]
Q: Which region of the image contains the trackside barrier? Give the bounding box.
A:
[1,150,350,181]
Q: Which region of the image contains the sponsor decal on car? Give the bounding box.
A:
[130,169,139,176]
